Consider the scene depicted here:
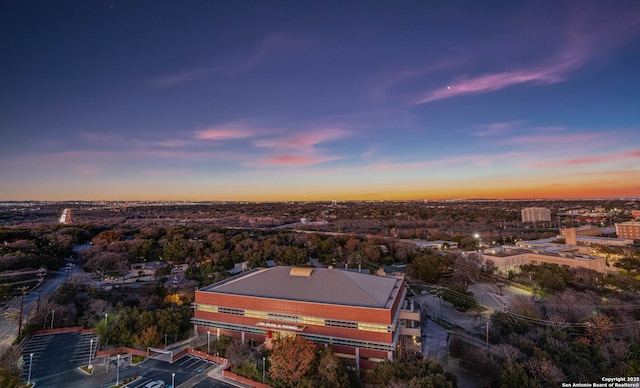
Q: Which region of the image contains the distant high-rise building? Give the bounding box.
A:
[521,207,551,223]
[615,222,640,240]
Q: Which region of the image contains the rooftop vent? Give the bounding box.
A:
[289,267,313,277]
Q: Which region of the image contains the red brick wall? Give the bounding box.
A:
[195,292,392,323]
[222,365,272,388]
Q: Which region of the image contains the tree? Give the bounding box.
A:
[268,336,316,386]
[407,251,448,282]
[614,257,640,274]
[0,346,22,388]
[500,361,538,388]
[370,352,457,387]
[134,325,162,349]
[316,348,350,388]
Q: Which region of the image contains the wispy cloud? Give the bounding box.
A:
[255,154,343,167]
[473,121,525,137]
[530,150,640,168]
[502,133,602,146]
[414,4,640,104]
[230,32,313,75]
[255,128,349,150]
[369,152,527,172]
[151,66,219,87]
[194,122,255,141]
[250,127,350,167]
[151,32,313,86]
[370,61,455,101]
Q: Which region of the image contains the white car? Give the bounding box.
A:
[144,380,165,388]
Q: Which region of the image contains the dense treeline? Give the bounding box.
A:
[452,266,640,386]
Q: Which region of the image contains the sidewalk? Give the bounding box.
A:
[207,362,253,388]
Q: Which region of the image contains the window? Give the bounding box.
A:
[325,320,358,329]
[218,306,244,316]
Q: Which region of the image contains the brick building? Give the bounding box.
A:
[192,266,419,369]
[615,222,640,240]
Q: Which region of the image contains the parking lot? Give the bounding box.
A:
[126,355,218,388]
[19,332,233,388]
[20,331,98,382]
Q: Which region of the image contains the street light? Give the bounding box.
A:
[104,313,108,327]
[28,353,33,385]
[51,310,55,330]
[172,372,175,388]
[89,339,93,368]
[262,357,266,382]
[207,331,211,354]
[116,354,120,386]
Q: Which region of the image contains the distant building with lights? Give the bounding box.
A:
[192,266,420,370]
[480,246,607,274]
[521,207,551,223]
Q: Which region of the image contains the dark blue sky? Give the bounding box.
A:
[2,1,640,200]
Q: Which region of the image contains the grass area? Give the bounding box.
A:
[131,355,145,364]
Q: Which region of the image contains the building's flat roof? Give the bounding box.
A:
[200,266,403,309]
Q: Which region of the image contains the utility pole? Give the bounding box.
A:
[18,286,28,338]
[37,267,46,309]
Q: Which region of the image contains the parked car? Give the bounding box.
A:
[144,380,165,388]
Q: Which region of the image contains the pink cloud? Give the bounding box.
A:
[415,5,640,104]
[247,153,343,167]
[530,150,640,168]
[255,128,349,150]
[473,121,525,137]
[416,68,565,104]
[370,152,527,172]
[194,124,254,141]
[503,133,602,146]
[370,61,456,101]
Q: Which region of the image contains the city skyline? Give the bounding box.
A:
[2,1,640,201]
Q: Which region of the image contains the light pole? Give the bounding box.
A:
[116,354,120,386]
[104,313,108,327]
[28,353,33,385]
[89,339,93,368]
[486,321,490,354]
[262,357,266,382]
[165,333,168,348]
[51,310,55,330]
[172,372,175,388]
[207,331,210,354]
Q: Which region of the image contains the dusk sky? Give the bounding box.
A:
[2,1,640,201]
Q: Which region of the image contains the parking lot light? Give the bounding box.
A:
[207,331,210,354]
[28,353,33,384]
[172,372,175,388]
[89,339,93,368]
[116,354,120,386]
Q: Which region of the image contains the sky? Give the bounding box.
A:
[1,1,640,201]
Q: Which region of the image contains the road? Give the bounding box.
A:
[0,261,82,350]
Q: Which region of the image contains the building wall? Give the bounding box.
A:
[615,222,640,240]
[195,292,394,324]
[480,252,607,273]
[521,207,551,223]
[192,281,411,366]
